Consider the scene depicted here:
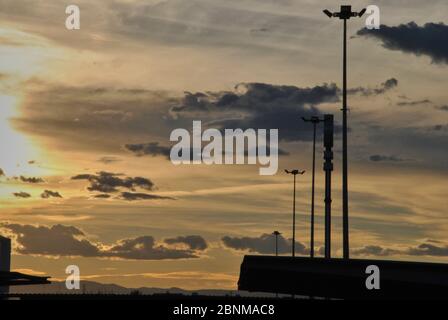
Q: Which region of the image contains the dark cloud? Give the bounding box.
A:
[125,142,171,158]
[369,155,405,162]
[170,80,393,142]
[348,78,398,96]
[352,245,399,257]
[13,192,31,198]
[40,190,62,199]
[106,236,197,260]
[14,79,392,154]
[125,141,290,159]
[1,223,203,260]
[436,105,448,112]
[172,82,340,114]
[119,192,174,201]
[357,22,448,64]
[222,233,307,255]
[353,240,448,258]
[397,99,431,107]
[18,176,44,183]
[433,124,448,131]
[2,224,100,257]
[170,82,340,142]
[71,171,154,193]
[407,242,448,257]
[97,156,121,164]
[93,193,111,199]
[164,235,208,250]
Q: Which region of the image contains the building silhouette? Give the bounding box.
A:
[0,236,11,294]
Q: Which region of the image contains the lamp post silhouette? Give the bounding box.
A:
[272,231,281,256]
[323,5,366,259]
[285,169,305,257]
[302,116,324,258]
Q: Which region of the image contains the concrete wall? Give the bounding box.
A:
[0,236,11,294]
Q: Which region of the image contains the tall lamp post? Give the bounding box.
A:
[323,5,366,259]
[302,116,324,258]
[272,231,281,256]
[285,169,305,257]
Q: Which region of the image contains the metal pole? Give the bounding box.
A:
[324,165,332,258]
[275,235,278,256]
[342,18,349,260]
[323,114,334,259]
[310,124,316,258]
[292,173,296,257]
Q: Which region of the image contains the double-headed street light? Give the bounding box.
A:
[323,5,366,260]
[285,169,305,257]
[302,116,324,258]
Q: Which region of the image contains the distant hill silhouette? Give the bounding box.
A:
[9,281,275,297]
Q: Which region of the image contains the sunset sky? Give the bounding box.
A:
[0,0,447,290]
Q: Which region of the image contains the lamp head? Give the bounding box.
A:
[339,5,353,19]
[323,9,333,18]
[358,8,367,17]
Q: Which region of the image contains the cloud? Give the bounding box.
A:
[170,82,340,142]
[93,193,111,199]
[12,83,176,153]
[397,99,432,107]
[366,124,448,171]
[357,22,448,64]
[125,141,290,159]
[172,82,340,113]
[105,236,198,260]
[352,245,399,257]
[433,124,448,132]
[1,223,203,260]
[348,78,398,96]
[119,192,174,201]
[14,79,393,154]
[13,192,31,198]
[169,80,394,142]
[71,171,172,201]
[2,224,100,257]
[71,171,154,193]
[353,240,448,258]
[407,242,448,257]
[17,176,44,183]
[97,156,121,164]
[222,233,307,255]
[369,155,405,162]
[436,105,448,112]
[124,142,171,158]
[40,190,62,199]
[164,235,208,250]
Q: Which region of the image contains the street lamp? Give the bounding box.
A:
[285,169,305,257]
[272,231,281,256]
[322,5,366,260]
[302,116,324,258]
